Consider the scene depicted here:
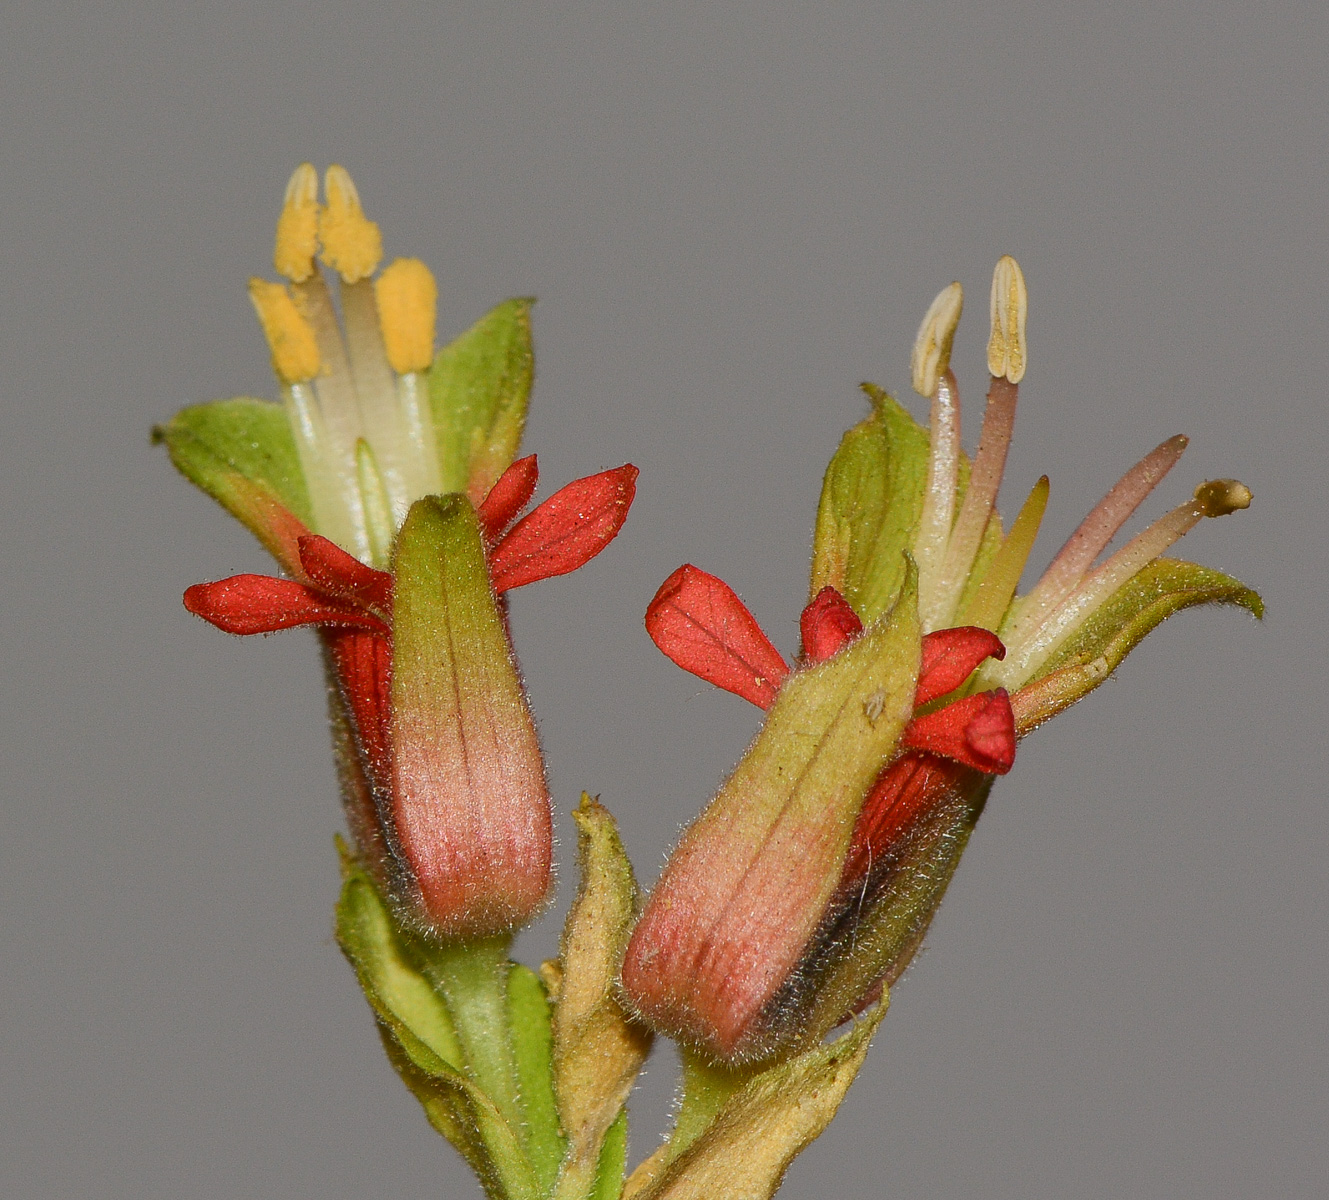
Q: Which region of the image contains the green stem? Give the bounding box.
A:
[424,936,526,1147]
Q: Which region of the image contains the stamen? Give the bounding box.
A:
[991,478,1251,687]
[356,439,396,569]
[253,271,369,559]
[342,278,412,521]
[933,375,1018,628]
[283,380,360,555]
[396,374,442,498]
[284,270,356,425]
[318,165,383,283]
[376,258,438,375]
[1013,435,1189,638]
[375,257,442,498]
[273,163,320,283]
[957,475,1049,633]
[911,282,963,399]
[987,255,1028,383]
[248,279,320,384]
[915,368,960,626]
[1194,478,1252,517]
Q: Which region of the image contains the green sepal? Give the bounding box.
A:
[1014,558,1264,729]
[507,964,567,1195]
[333,841,540,1200]
[429,298,534,504]
[622,1001,889,1200]
[809,385,929,623]
[153,397,313,572]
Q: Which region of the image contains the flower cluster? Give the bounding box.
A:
[160,170,1260,1200]
[618,256,1257,1061]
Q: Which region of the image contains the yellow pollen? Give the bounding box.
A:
[1194,478,1252,517]
[248,278,321,384]
[273,163,320,282]
[911,281,964,397]
[375,257,438,374]
[318,165,383,283]
[987,255,1028,383]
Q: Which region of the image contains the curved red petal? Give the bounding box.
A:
[297,535,392,615]
[489,464,638,592]
[915,626,1007,706]
[901,688,1016,774]
[324,627,393,784]
[477,454,539,543]
[644,564,789,709]
[841,753,969,884]
[800,585,863,663]
[183,575,388,636]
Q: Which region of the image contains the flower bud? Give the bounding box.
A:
[388,493,552,938]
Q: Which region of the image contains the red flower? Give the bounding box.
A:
[623,565,1015,1057]
[184,458,637,936]
[643,566,1015,785]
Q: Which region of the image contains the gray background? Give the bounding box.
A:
[2,2,1325,1197]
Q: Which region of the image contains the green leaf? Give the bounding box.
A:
[547,796,652,1200]
[508,964,567,1195]
[334,846,540,1200]
[623,1002,888,1200]
[810,386,930,624]
[335,855,464,1073]
[429,298,534,504]
[155,397,315,562]
[552,797,651,1149]
[589,1111,628,1200]
[1014,558,1264,729]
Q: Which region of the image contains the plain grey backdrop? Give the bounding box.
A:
[2,2,1325,1197]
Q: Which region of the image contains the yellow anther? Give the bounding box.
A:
[987,255,1028,383]
[273,163,320,282]
[248,278,321,384]
[911,281,964,397]
[1194,478,1252,517]
[374,257,438,374]
[319,165,383,283]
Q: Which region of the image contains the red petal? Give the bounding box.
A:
[477,454,539,543]
[800,586,863,663]
[644,564,789,709]
[901,688,1016,774]
[324,628,393,783]
[489,464,639,593]
[183,576,388,636]
[297,535,392,615]
[915,626,1007,706]
[841,753,968,884]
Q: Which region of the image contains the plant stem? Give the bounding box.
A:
[424,936,526,1144]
